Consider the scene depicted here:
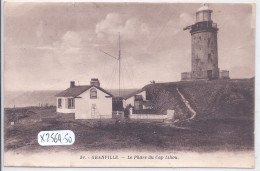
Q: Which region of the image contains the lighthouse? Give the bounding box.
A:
[181,4,226,80]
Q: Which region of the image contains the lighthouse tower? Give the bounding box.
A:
[182,4,219,80]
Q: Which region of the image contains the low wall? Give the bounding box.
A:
[80,114,112,119]
[130,114,168,120]
[129,108,174,120]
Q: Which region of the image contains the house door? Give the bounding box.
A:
[91,104,96,118]
[207,70,213,80]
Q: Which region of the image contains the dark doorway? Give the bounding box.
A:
[207,70,213,80]
[134,100,143,110]
[112,97,124,111]
[134,95,143,110]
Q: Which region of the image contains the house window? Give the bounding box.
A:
[90,88,97,99]
[58,99,62,108]
[68,98,75,109]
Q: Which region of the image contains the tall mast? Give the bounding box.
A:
[100,33,122,97]
[118,32,121,97]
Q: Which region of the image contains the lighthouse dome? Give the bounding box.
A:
[197,5,209,12]
[196,4,212,13]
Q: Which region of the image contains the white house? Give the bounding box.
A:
[56,79,113,119]
[123,89,151,110]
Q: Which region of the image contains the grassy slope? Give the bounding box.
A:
[177,79,254,119]
[144,79,254,120]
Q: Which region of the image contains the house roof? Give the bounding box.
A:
[56,85,113,97]
[123,89,145,100]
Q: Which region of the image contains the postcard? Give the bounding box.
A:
[3,1,255,168]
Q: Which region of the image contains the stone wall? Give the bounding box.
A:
[129,108,174,120]
[181,72,191,81]
[219,70,230,79]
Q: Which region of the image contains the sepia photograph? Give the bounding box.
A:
[3,1,255,168]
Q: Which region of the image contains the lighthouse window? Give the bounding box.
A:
[208,38,211,47]
[208,53,211,62]
[199,36,201,40]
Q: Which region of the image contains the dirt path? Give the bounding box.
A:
[176,88,196,120]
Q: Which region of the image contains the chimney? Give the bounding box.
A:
[70,81,75,88]
[90,78,100,87]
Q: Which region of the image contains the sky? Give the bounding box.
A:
[4,2,255,91]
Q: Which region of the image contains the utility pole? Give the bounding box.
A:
[100,32,122,97]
